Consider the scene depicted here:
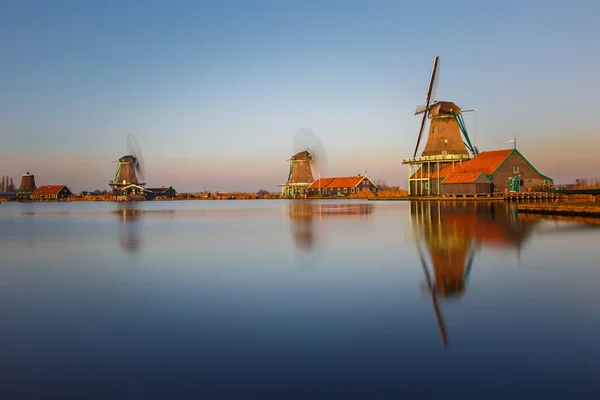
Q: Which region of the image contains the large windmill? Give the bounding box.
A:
[109,135,150,200]
[279,128,328,198]
[403,56,478,196]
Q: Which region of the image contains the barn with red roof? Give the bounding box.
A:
[306,174,377,197]
[409,148,552,196]
[30,185,72,201]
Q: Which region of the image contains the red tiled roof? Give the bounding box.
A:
[309,177,335,189]
[441,214,514,247]
[449,149,513,175]
[327,176,364,188]
[31,185,67,196]
[443,172,487,184]
[308,176,369,190]
[410,150,514,179]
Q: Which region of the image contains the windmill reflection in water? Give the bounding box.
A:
[410,201,540,348]
[114,205,178,255]
[115,204,143,254]
[287,202,374,252]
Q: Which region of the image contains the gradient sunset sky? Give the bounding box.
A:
[1,0,598,192]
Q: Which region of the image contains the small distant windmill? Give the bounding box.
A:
[17,172,37,200]
[280,128,328,198]
[404,56,478,195]
[109,135,149,200]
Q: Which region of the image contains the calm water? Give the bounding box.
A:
[1,200,600,398]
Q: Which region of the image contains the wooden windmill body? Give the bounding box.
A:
[17,172,37,200]
[279,150,315,198]
[403,56,478,196]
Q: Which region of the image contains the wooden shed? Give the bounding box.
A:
[441,172,491,196]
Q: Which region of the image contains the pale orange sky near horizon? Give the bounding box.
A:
[2,131,598,193]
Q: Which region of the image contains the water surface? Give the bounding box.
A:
[1,200,599,398]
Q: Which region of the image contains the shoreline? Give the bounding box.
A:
[517,203,600,217]
[370,196,505,202]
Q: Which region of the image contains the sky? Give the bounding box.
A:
[1,0,599,192]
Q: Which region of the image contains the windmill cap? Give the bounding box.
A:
[428,101,461,117]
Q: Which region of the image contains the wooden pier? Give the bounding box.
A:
[504,192,559,201]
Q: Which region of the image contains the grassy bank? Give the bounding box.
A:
[517,202,600,217]
[519,213,600,226]
[370,195,504,201]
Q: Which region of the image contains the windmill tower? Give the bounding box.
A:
[17,172,37,200]
[280,129,327,198]
[403,56,478,196]
[108,135,148,200]
[280,150,315,197]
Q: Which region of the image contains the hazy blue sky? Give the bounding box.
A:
[1,0,598,191]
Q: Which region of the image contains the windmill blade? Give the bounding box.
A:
[413,112,429,158]
[429,57,441,103]
[127,134,145,181]
[293,128,328,177]
[413,56,440,158]
[417,243,448,348]
[414,105,427,115]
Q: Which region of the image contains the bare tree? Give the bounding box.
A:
[1,176,5,192]
[375,179,392,190]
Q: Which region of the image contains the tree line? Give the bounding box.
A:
[1,176,16,192]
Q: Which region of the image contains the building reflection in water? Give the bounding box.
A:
[288,202,374,252]
[409,201,540,347]
[114,204,143,254]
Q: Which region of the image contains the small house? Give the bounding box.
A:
[147,186,177,198]
[307,175,377,197]
[0,192,17,201]
[30,185,72,201]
